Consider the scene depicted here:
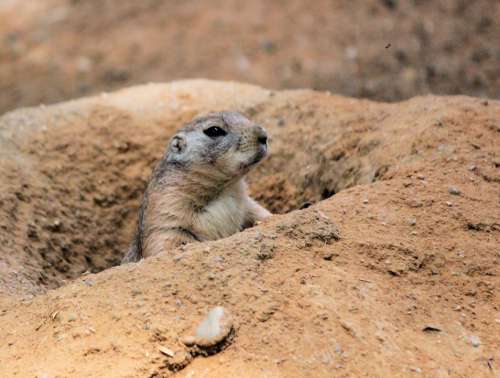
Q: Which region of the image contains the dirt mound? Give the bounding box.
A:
[0,80,498,377]
[1,0,499,115]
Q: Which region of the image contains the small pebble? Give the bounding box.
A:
[158,346,174,357]
[213,255,224,263]
[185,306,234,348]
[408,218,417,226]
[469,335,481,347]
[448,186,461,195]
[446,201,453,207]
[86,327,96,334]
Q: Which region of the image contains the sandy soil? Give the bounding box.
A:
[0,80,498,377]
[0,0,499,115]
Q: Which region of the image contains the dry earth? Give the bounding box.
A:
[0,80,499,377]
[1,0,499,115]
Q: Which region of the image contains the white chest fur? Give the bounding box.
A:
[192,180,249,240]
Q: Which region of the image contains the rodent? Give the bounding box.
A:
[122,111,271,263]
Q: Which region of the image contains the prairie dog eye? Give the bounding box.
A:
[203,126,227,138]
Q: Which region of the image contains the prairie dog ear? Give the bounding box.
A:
[169,134,187,154]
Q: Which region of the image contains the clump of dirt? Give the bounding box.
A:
[0,0,498,115]
[0,81,498,377]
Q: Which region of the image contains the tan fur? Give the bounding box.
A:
[143,179,270,258]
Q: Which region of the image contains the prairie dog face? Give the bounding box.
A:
[167,111,268,180]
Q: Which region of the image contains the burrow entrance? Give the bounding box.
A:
[0,102,390,294]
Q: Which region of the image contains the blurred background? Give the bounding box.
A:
[0,0,498,115]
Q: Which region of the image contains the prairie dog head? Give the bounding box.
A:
[166,111,268,181]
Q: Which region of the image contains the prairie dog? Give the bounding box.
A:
[122,111,271,263]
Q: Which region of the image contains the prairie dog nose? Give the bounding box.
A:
[254,125,268,145]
